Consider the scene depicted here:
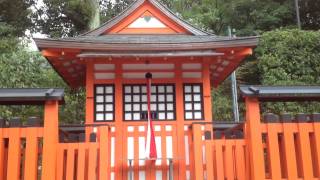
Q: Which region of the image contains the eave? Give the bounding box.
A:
[34,36,258,51]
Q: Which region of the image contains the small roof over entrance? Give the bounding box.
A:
[0,88,65,105]
[34,0,258,88]
[240,85,320,101]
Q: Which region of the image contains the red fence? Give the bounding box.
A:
[192,124,248,180]
[192,121,320,180]
[2,121,320,180]
[0,127,43,180]
[260,122,320,179]
[56,126,110,180]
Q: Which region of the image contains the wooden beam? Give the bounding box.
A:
[235,48,253,56]
[42,100,59,180]
[245,97,265,179]
[41,49,79,58]
[192,124,204,179]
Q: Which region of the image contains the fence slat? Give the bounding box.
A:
[225,140,235,180]
[56,146,65,180]
[313,123,320,178]
[7,128,21,180]
[24,128,39,180]
[77,144,86,180]
[214,140,224,180]
[99,126,109,180]
[267,124,282,179]
[133,128,139,180]
[161,125,168,180]
[245,98,265,179]
[172,125,179,180]
[205,140,214,180]
[192,124,204,180]
[297,123,313,179]
[88,143,98,180]
[0,129,4,180]
[235,140,246,180]
[283,124,298,180]
[66,144,76,180]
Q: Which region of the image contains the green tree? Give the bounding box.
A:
[34,0,100,37]
[300,0,320,30]
[164,0,296,35]
[256,29,320,114]
[0,0,36,36]
[100,0,134,23]
[0,23,85,123]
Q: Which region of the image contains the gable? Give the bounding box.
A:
[84,0,208,36]
[127,11,166,28]
[103,1,191,34]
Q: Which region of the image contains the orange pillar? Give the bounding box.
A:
[192,124,204,180]
[202,59,213,123]
[175,62,186,179]
[245,97,265,179]
[99,126,110,180]
[86,61,94,124]
[85,62,94,141]
[0,128,3,180]
[42,100,59,180]
[114,62,124,179]
[6,128,21,180]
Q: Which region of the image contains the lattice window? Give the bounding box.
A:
[184,84,204,120]
[94,85,115,121]
[123,84,175,121]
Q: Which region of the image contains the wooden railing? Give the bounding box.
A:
[2,116,320,179]
[192,124,248,180]
[0,127,44,180]
[260,122,320,180]
[56,126,110,180]
[119,123,180,179]
[192,119,320,180]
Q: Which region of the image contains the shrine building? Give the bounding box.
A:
[34,0,256,178]
[1,0,320,180]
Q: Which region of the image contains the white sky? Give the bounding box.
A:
[27,0,46,51]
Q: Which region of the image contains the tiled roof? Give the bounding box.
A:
[240,85,320,101]
[34,35,258,50]
[0,88,65,105]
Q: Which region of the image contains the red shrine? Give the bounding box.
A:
[1,0,319,180]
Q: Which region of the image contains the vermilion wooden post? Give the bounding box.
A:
[235,140,246,180]
[282,123,298,179]
[0,129,4,180]
[42,100,59,180]
[266,123,282,179]
[7,128,21,180]
[192,124,204,180]
[66,144,76,180]
[313,123,320,178]
[297,123,313,179]
[85,62,94,141]
[214,140,224,179]
[204,140,214,180]
[114,62,124,179]
[174,61,186,180]
[245,97,265,179]
[202,59,213,124]
[99,126,110,180]
[24,128,39,180]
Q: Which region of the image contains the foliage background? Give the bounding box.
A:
[0,0,319,123]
